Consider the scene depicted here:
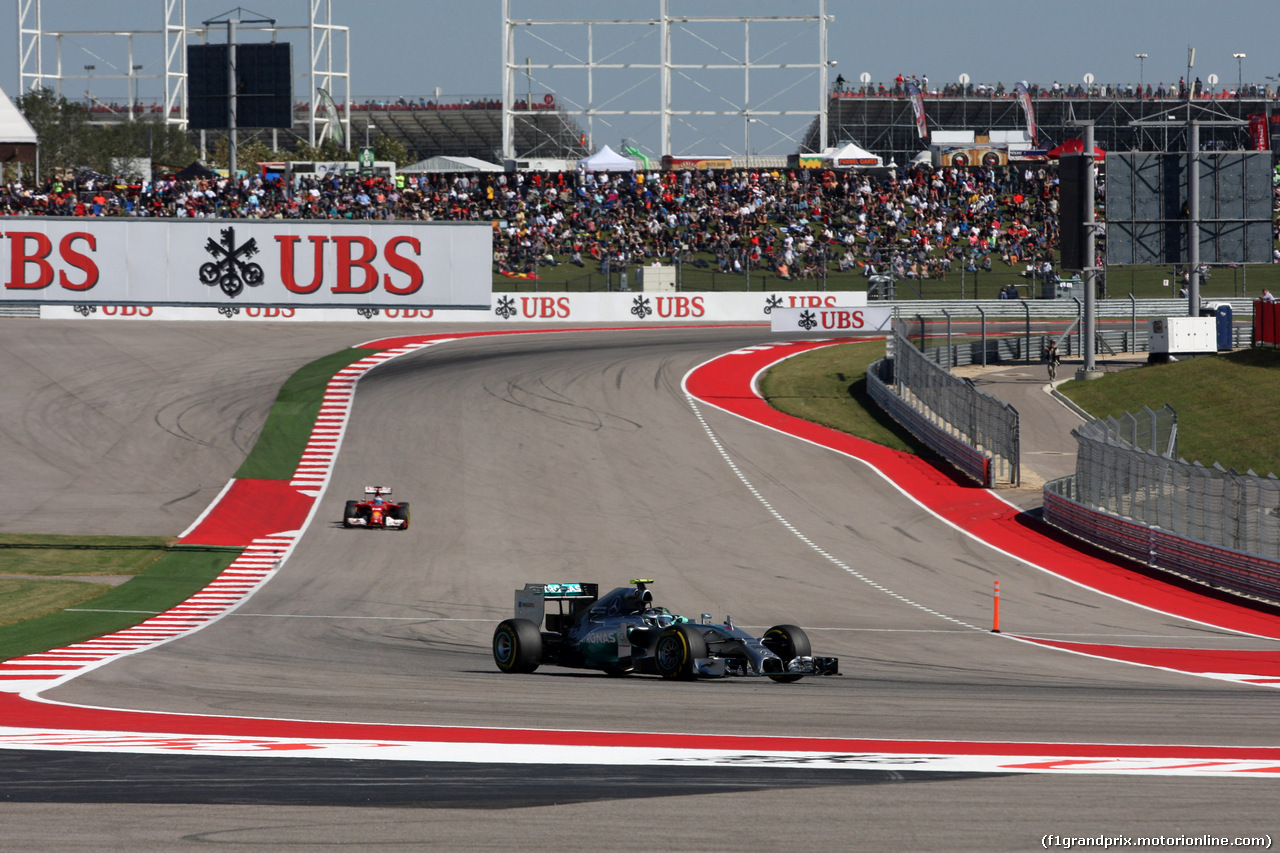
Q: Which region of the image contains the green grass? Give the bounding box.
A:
[0,534,171,577]
[234,347,372,480]
[0,579,115,630]
[756,339,930,456]
[1058,348,1280,476]
[0,546,240,658]
[759,339,1280,484]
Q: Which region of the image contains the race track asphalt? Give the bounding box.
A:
[2,320,1278,852]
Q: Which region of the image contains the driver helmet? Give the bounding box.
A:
[643,607,675,628]
[373,497,384,505]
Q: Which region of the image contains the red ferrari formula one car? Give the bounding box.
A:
[342,486,410,530]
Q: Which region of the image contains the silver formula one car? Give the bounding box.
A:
[492,579,839,681]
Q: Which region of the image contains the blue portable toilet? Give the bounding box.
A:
[1199,302,1234,351]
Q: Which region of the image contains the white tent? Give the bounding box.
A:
[400,155,503,174]
[0,85,38,171]
[576,145,636,172]
[824,142,881,168]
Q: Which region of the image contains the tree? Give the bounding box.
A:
[290,137,351,162]
[203,135,276,176]
[82,120,197,177]
[16,88,91,182]
[373,132,412,168]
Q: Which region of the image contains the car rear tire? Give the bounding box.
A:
[654,623,707,680]
[342,501,360,528]
[763,624,811,683]
[493,618,542,673]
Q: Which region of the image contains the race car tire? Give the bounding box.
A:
[654,624,707,680]
[493,618,542,674]
[342,501,361,528]
[763,624,811,683]
[392,502,410,530]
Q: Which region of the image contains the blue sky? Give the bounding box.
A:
[3,0,1275,156]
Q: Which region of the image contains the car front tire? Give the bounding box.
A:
[763,623,811,683]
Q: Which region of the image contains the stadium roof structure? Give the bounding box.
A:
[358,104,589,163]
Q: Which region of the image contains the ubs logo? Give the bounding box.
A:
[200,227,264,298]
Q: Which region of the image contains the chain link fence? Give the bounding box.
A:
[871,318,1019,487]
[1071,408,1280,561]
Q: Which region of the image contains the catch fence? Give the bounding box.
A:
[1068,408,1280,561]
[867,318,1019,487]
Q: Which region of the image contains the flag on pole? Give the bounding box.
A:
[1015,82,1036,144]
[316,88,346,149]
[906,81,927,139]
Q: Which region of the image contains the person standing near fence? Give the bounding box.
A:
[1044,339,1061,381]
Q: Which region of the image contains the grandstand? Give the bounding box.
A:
[75,89,1277,167]
[329,97,590,163]
[808,91,1278,166]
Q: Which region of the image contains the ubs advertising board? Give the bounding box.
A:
[770,305,892,333]
[0,220,491,309]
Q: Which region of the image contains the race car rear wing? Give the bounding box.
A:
[364,486,392,496]
[514,582,599,629]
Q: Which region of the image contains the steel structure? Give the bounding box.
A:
[810,92,1273,166]
[501,0,833,161]
[16,0,350,144]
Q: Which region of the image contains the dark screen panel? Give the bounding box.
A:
[185,42,293,130]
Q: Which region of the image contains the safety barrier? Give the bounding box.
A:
[866,356,991,486]
[1045,477,1280,607]
[866,320,1018,487]
[1070,413,1280,561]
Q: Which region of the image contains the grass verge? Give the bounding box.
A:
[0,534,171,577]
[1058,348,1280,476]
[234,346,372,480]
[756,339,931,456]
[0,546,241,659]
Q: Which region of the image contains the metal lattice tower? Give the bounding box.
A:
[501,0,833,161]
[16,0,350,142]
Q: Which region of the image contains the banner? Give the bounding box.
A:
[1015,82,1037,144]
[770,305,893,333]
[316,88,346,148]
[1248,114,1270,151]
[0,220,491,309]
[41,291,870,324]
[906,82,927,140]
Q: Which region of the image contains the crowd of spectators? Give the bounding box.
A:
[0,162,1073,286]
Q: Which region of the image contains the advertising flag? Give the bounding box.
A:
[906,81,927,139]
[1015,82,1036,143]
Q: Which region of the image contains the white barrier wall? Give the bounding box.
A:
[40,291,869,323]
[0,220,491,309]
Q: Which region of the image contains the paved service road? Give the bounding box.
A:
[5,322,1279,851]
